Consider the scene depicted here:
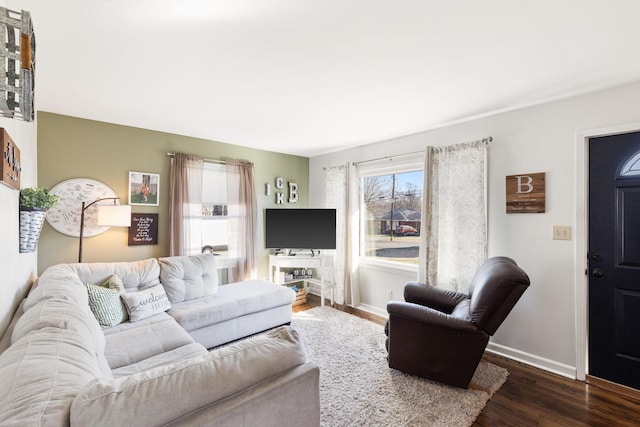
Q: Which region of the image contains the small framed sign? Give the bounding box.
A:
[506,172,546,213]
[0,129,20,190]
[128,213,159,246]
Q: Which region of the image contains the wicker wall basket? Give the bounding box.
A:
[19,208,46,253]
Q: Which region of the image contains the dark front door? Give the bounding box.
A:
[589,131,640,389]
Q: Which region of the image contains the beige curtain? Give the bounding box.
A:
[169,153,204,256]
[418,139,488,293]
[226,160,257,281]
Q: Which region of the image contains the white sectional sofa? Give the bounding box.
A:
[0,253,320,426]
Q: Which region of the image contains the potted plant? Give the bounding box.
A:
[19,187,58,253]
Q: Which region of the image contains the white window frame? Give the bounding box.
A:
[357,156,424,272]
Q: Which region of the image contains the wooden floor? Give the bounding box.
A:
[296,295,640,426]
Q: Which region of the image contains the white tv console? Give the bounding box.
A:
[269,254,335,307]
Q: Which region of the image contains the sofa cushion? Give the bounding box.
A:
[70,326,306,427]
[63,258,162,293]
[121,283,172,322]
[111,342,208,378]
[168,279,294,332]
[85,275,128,329]
[0,327,106,426]
[158,253,218,303]
[102,312,195,369]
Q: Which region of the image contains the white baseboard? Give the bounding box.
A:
[486,342,577,380]
[318,296,576,380]
[354,303,389,319]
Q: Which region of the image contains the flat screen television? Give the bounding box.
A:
[265,208,337,250]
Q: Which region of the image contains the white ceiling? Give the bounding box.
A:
[8,0,640,157]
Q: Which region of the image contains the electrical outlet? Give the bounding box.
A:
[553,225,571,240]
[386,289,393,301]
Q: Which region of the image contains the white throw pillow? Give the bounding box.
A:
[121,284,172,322]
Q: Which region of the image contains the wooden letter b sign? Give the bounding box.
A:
[506,172,545,213]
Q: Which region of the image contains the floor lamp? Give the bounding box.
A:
[78,197,131,262]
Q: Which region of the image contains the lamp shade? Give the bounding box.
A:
[97,204,131,227]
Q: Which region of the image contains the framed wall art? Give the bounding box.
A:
[128,213,159,246]
[129,171,159,206]
[47,178,118,237]
[1,128,20,189]
[506,172,545,213]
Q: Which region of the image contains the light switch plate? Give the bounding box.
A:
[553,225,571,240]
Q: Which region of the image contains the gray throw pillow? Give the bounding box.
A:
[85,274,128,329]
[121,284,172,322]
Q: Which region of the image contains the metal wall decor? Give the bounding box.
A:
[0,8,35,121]
[266,177,299,204]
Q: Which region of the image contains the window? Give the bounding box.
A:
[359,161,423,266]
[200,163,230,254]
[185,162,231,256]
[621,151,640,177]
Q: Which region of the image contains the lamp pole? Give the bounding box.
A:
[78,197,120,263]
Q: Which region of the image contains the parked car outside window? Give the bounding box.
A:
[395,225,419,236]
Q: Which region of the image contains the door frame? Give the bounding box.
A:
[576,121,640,381]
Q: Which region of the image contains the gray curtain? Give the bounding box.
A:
[419,139,488,293]
[169,153,203,256]
[226,160,257,281]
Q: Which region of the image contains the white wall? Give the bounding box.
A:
[309,80,640,378]
[0,116,37,338]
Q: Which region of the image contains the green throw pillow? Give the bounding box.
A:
[85,274,128,329]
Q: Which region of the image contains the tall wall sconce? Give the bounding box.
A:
[78,198,131,262]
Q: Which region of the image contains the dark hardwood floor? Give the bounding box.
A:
[296,295,640,426]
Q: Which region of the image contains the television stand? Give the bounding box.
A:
[269,254,335,307]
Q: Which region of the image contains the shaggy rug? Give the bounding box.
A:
[291,307,508,427]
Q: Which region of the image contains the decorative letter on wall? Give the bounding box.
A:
[268,177,300,204]
[288,182,299,203]
[0,8,35,121]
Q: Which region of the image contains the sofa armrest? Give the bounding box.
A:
[403,281,467,313]
[169,362,320,427]
[70,326,306,426]
[387,301,478,332]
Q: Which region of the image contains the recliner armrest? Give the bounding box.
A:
[387,301,478,332]
[403,282,468,313]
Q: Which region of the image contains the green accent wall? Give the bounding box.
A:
[37,112,309,279]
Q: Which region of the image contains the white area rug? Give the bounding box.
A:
[291,307,508,427]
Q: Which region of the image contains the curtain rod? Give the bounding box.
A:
[354,150,425,166]
[166,152,226,165]
[353,136,493,166]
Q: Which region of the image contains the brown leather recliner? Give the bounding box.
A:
[385,256,530,388]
